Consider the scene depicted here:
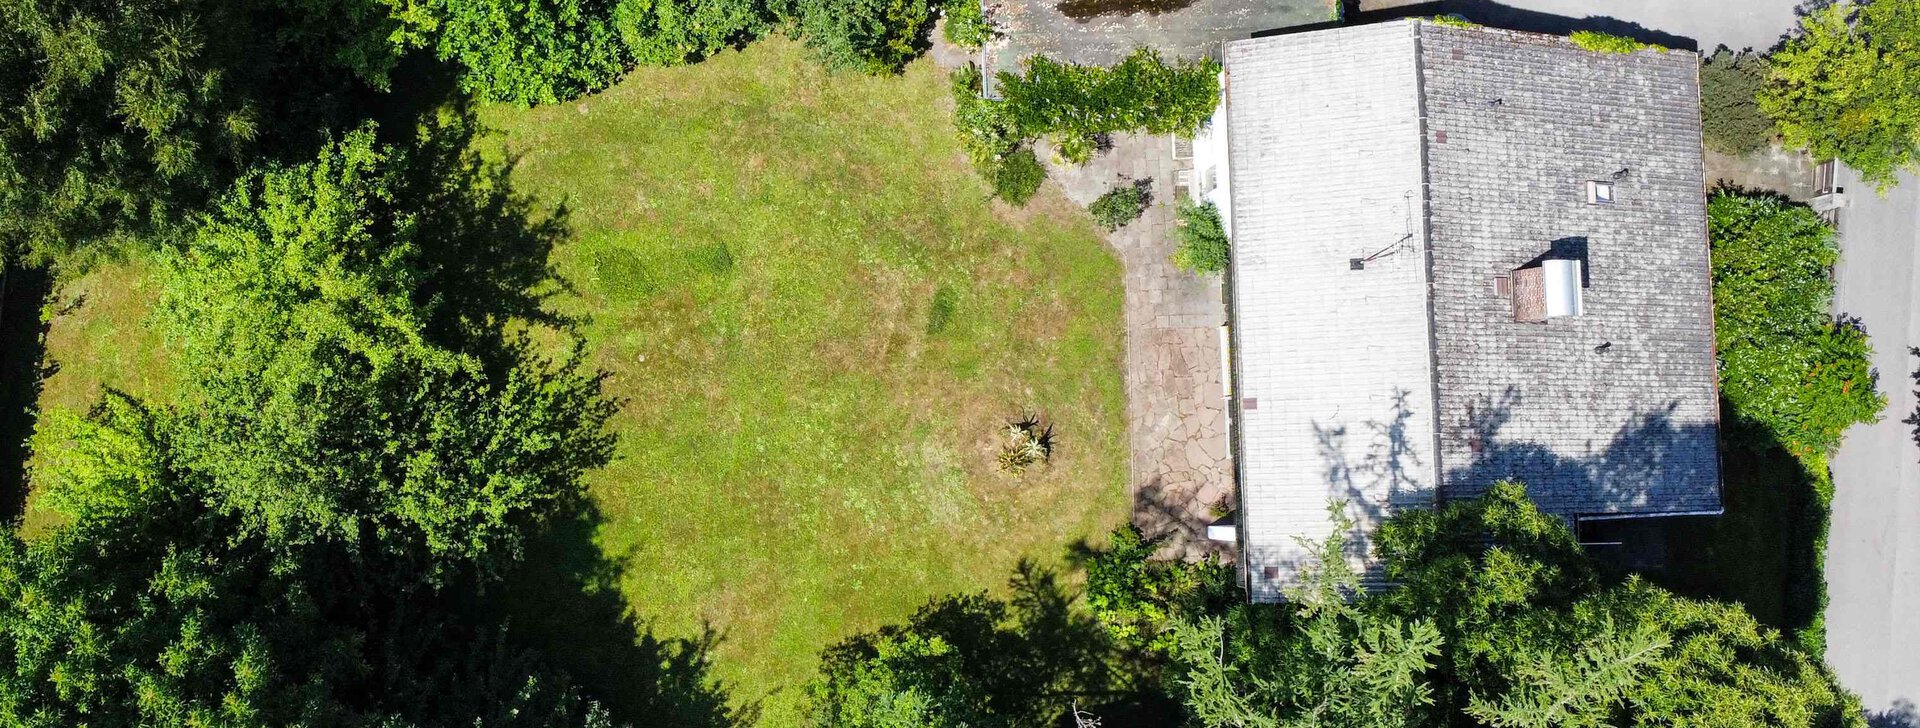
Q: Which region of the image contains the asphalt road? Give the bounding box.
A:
[1826,169,1920,719]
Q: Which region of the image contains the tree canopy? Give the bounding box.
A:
[153,124,615,572]
[8,393,620,727]
[807,564,1124,727]
[1087,484,1866,728]
[1760,0,1920,190]
[0,0,399,263]
[0,0,947,264]
[1,123,629,725]
[811,484,1863,726]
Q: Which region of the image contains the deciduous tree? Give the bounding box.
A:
[1760,0,1920,190]
[157,124,615,573]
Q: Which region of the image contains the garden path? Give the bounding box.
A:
[1039,133,1235,562]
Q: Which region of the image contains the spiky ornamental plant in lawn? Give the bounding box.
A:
[995,415,1054,474]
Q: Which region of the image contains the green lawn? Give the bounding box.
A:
[20,256,171,536]
[28,39,1132,723]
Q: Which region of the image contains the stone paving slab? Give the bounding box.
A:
[1705,142,1815,200]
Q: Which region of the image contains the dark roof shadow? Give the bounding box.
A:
[1444,392,1720,515]
[1870,699,1919,728]
[1306,0,1699,52]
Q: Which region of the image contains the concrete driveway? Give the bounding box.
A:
[1826,169,1920,720]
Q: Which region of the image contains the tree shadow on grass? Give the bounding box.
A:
[388,102,579,353]
[0,265,54,522]
[470,499,753,727]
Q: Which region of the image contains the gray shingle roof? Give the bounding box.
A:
[1223,21,1438,602]
[1224,20,1721,602]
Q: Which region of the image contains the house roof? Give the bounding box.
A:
[1223,20,1720,602]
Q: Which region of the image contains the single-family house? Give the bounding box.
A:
[1190,19,1722,601]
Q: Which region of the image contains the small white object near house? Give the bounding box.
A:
[1543,259,1585,317]
[1206,523,1237,542]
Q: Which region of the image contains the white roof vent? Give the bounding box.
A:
[1544,259,1585,317]
[1587,180,1615,204]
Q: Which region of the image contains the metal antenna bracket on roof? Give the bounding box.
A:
[1350,190,1418,270]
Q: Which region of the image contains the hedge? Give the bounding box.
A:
[995,49,1220,163]
[1709,191,1885,459]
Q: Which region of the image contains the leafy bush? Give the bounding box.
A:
[613,0,773,65]
[417,0,633,105]
[1049,130,1101,165]
[950,66,1019,164]
[1088,183,1148,230]
[984,148,1041,203]
[794,0,938,74]
[1172,200,1228,274]
[2,124,634,728]
[949,65,1048,204]
[1427,14,1479,29]
[991,150,1045,203]
[997,49,1220,151]
[1083,525,1232,646]
[1710,191,1885,458]
[1569,30,1661,54]
[942,0,992,49]
[1760,1,1920,191]
[948,50,1215,201]
[1700,48,1774,155]
[393,0,777,104]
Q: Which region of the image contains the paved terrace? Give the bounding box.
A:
[1039,133,1235,561]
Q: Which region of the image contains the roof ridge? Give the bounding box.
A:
[1409,20,1446,506]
